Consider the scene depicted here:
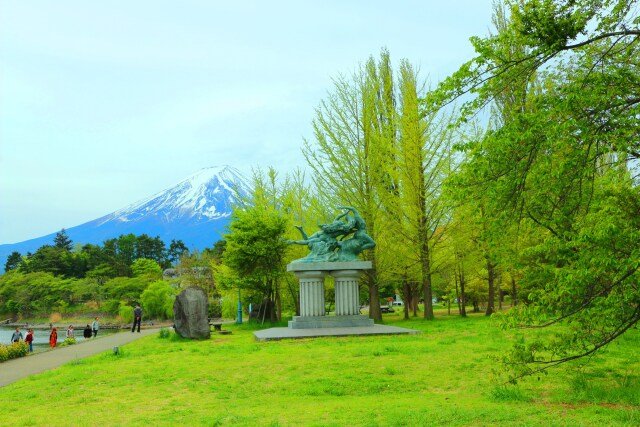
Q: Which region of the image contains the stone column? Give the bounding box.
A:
[287,261,373,329]
[296,270,326,317]
[333,270,360,316]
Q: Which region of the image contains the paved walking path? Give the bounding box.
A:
[0,328,159,388]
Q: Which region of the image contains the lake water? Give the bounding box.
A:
[0,326,118,352]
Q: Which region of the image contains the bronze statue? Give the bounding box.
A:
[287,206,375,263]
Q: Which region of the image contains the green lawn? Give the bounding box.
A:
[1,312,638,426]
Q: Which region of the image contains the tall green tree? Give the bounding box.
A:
[21,245,67,276]
[303,49,397,320]
[167,239,188,264]
[432,0,640,377]
[53,229,73,251]
[4,251,23,272]
[278,168,321,316]
[134,234,166,265]
[222,170,289,322]
[382,60,456,319]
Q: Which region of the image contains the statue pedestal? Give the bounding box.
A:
[297,271,327,317]
[334,270,360,315]
[287,261,374,329]
[288,315,374,329]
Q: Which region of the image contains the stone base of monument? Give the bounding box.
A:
[288,314,374,329]
[254,323,418,341]
[255,259,419,340]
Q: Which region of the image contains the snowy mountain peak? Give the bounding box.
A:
[0,166,251,263]
[99,165,250,225]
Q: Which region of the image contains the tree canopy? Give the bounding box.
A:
[432,0,640,378]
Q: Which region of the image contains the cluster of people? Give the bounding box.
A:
[7,305,143,354]
[8,316,102,352]
[84,317,100,338]
[11,327,34,352]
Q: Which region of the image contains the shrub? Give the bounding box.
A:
[61,337,76,346]
[159,328,171,339]
[221,294,238,320]
[9,342,28,359]
[102,299,121,314]
[0,342,28,362]
[209,299,222,318]
[119,305,134,323]
[140,280,177,320]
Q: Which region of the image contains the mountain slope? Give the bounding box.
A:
[0,166,250,264]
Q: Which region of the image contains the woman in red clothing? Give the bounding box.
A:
[49,327,58,348]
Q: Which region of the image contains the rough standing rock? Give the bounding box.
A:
[173,286,210,339]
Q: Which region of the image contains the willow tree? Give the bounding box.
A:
[431,0,640,378]
[303,49,396,321]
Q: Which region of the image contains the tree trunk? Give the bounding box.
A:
[268,285,276,323]
[403,281,410,320]
[275,280,282,321]
[498,274,503,310]
[511,274,518,307]
[421,243,434,320]
[259,297,267,325]
[454,272,461,314]
[285,276,300,316]
[368,282,381,321]
[365,267,381,321]
[459,264,467,317]
[485,259,496,316]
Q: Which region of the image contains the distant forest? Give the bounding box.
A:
[0,229,223,320]
[4,229,188,277]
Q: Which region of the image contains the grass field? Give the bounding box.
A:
[0,311,638,426]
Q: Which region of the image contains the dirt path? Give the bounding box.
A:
[0,327,159,388]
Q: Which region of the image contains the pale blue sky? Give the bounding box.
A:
[0,0,494,244]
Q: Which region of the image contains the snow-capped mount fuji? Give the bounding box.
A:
[0,166,251,263]
[98,166,249,226]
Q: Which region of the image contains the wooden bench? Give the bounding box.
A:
[210,322,223,331]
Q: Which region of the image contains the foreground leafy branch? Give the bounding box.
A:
[438,0,640,380]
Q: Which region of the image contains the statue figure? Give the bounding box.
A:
[287,206,375,263]
[334,206,375,261]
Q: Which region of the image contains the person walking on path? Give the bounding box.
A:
[1,327,159,388]
[11,327,23,343]
[49,328,58,348]
[66,325,75,339]
[132,303,143,333]
[25,329,34,352]
[91,317,100,338]
[83,324,92,339]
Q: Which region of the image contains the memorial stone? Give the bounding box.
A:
[173,286,210,339]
